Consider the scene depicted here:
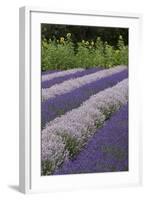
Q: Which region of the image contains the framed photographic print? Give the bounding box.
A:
[19,6,142,193]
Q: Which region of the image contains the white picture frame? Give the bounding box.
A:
[19,6,143,194]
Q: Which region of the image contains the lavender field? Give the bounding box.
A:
[41,65,128,176]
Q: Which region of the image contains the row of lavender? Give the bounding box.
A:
[42,65,127,100]
[42,67,102,89]
[54,104,128,174]
[41,66,128,175]
[41,66,128,128]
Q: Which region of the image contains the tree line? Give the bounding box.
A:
[41,24,128,47]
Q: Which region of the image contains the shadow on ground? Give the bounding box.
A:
[8,185,19,192]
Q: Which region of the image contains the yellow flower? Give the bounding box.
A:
[115,50,120,53]
[60,37,65,43]
[67,33,71,38]
[119,35,123,40]
[91,41,94,46]
[86,41,89,45]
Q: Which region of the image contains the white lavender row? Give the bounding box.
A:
[41,131,69,175]
[42,68,84,82]
[41,79,128,174]
[42,65,127,101]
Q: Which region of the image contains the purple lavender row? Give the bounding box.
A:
[42,68,103,89]
[54,104,128,175]
[41,69,61,75]
[41,66,102,76]
[42,66,126,101]
[42,68,84,82]
[41,79,128,175]
[41,69,128,128]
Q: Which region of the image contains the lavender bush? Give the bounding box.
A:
[41,69,61,76]
[54,104,128,175]
[42,68,84,82]
[41,79,128,175]
[42,65,127,101]
[41,130,69,175]
[42,67,102,89]
[41,69,128,128]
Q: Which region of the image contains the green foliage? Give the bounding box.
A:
[41,35,75,70]
[41,160,54,175]
[41,34,128,71]
[104,42,115,68]
[113,35,128,66]
[61,133,81,158]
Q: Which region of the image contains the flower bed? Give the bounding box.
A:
[42,67,102,89]
[41,69,128,128]
[54,104,128,175]
[42,68,84,82]
[42,65,127,101]
[41,79,128,175]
